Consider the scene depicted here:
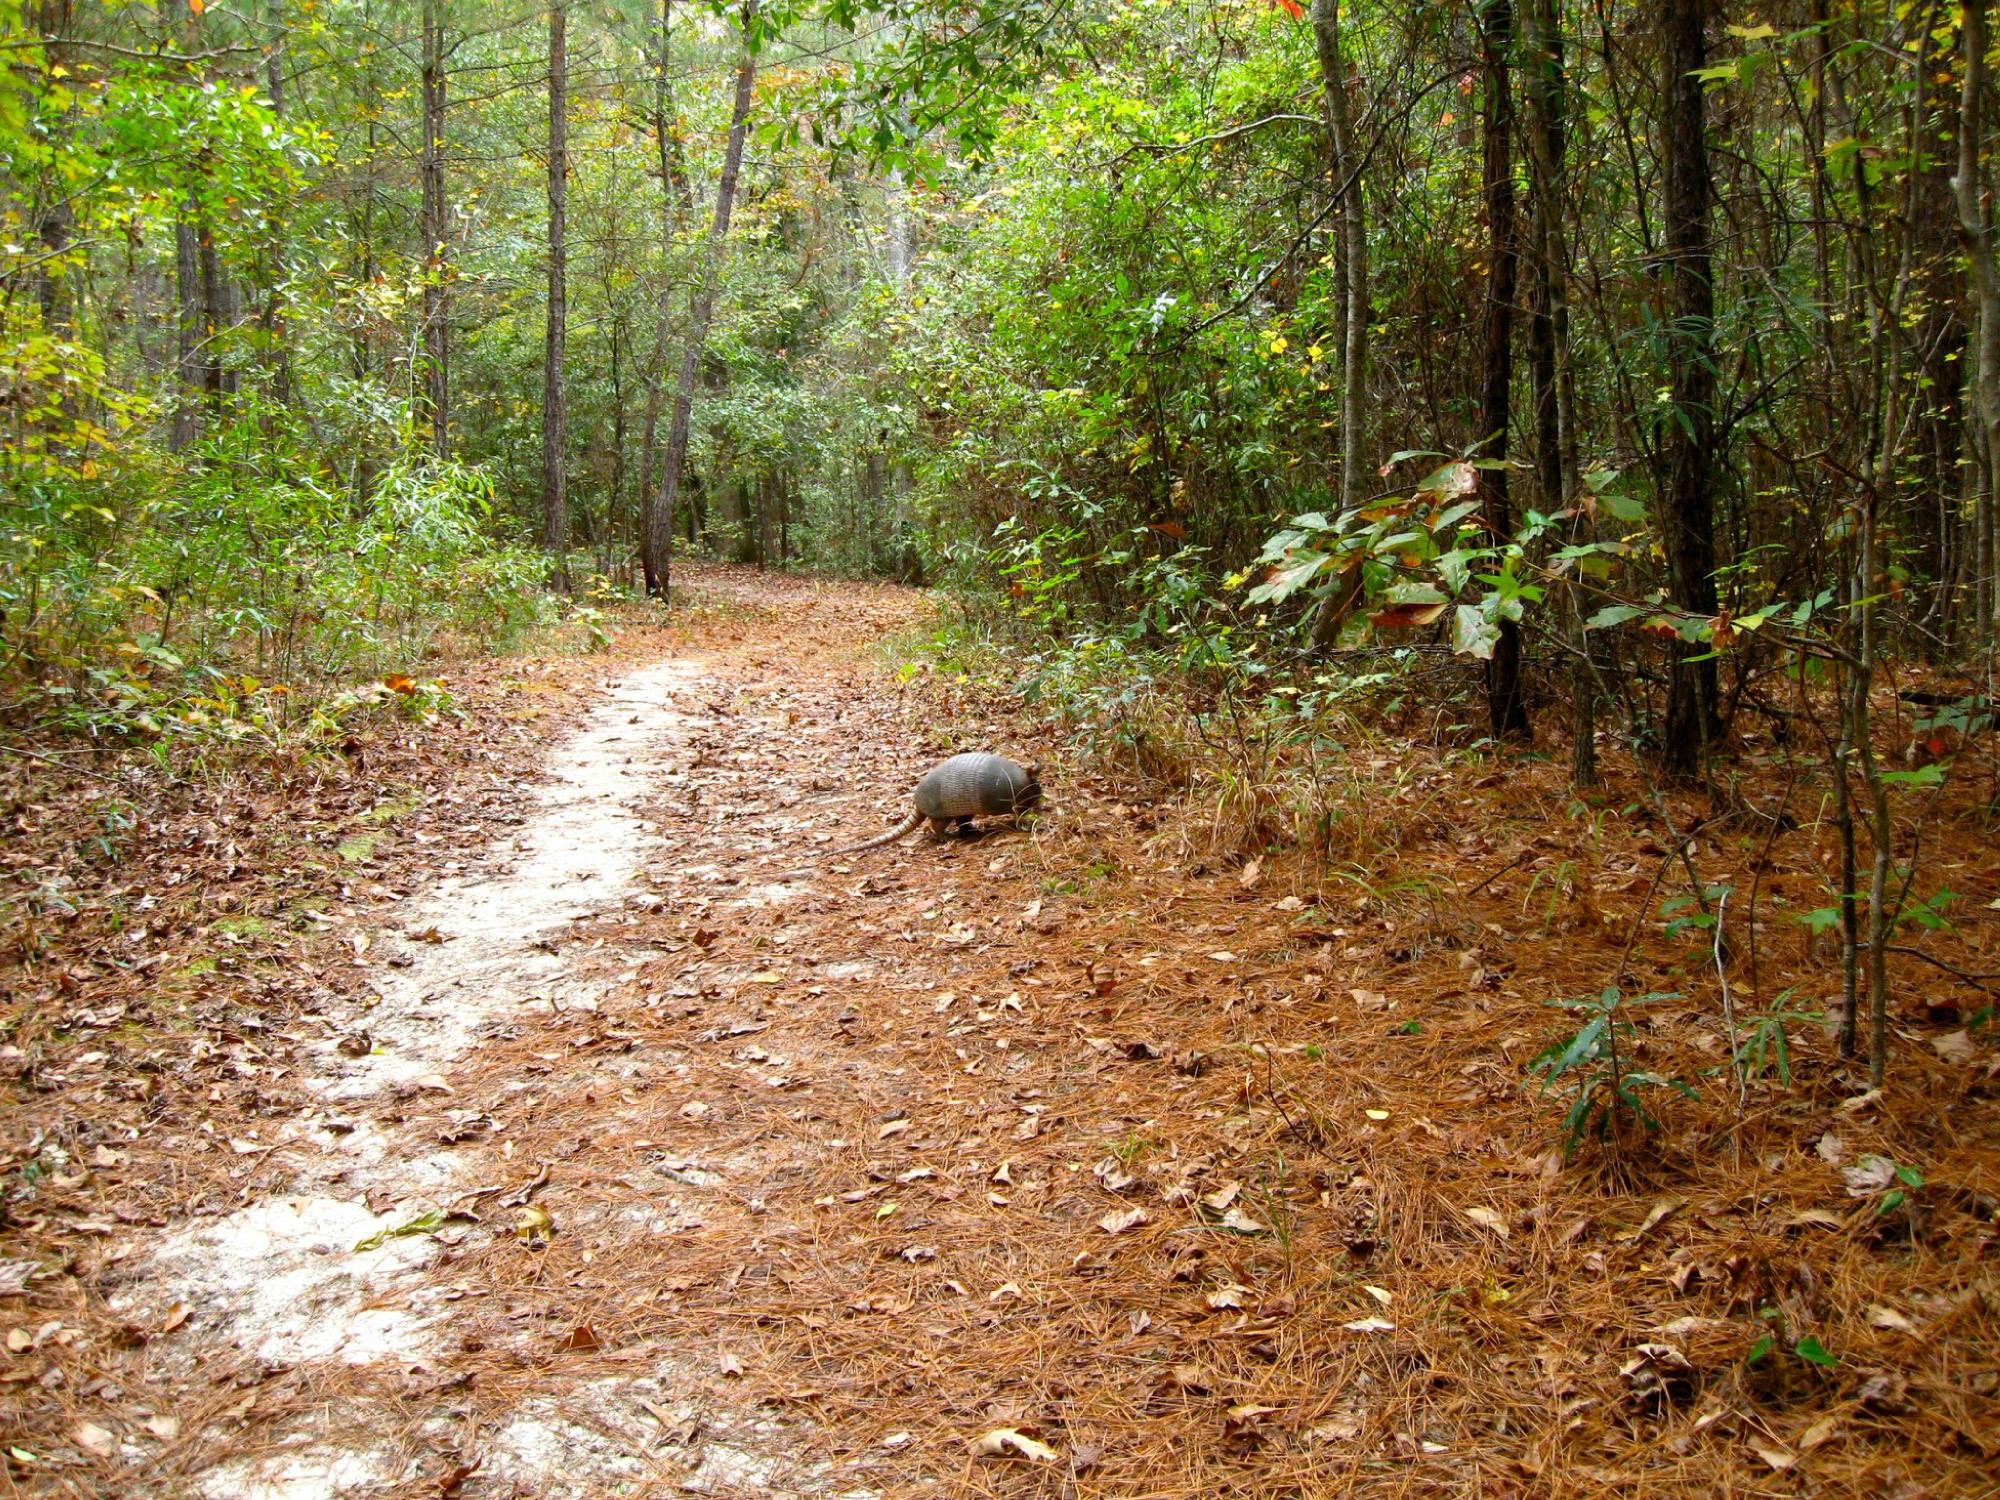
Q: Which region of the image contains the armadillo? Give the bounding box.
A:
[833,752,1043,854]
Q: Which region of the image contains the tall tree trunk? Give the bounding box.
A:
[637,0,685,584]
[1910,32,1964,630]
[1957,0,2000,645]
[644,0,757,602]
[171,215,202,450]
[1659,0,1720,779]
[542,0,569,583]
[418,0,450,461]
[1479,0,1528,739]
[1308,0,1370,648]
[1523,0,1589,781]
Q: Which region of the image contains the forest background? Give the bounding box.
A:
[4,0,1999,1095]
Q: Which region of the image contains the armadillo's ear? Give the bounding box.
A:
[1025,763,1044,782]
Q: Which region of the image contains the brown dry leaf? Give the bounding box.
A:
[1220,1206,1269,1235]
[411,1073,453,1094]
[1463,1206,1510,1240]
[1200,1181,1242,1213]
[5,1328,30,1353]
[1814,1130,1846,1165]
[563,1324,602,1351]
[1784,1208,1845,1232]
[1866,1304,1918,1335]
[1619,1196,1684,1241]
[1797,1414,1840,1451]
[969,1428,1058,1463]
[1751,1443,1797,1472]
[159,1303,190,1334]
[1238,858,1263,890]
[1206,1283,1252,1310]
[0,1261,38,1297]
[1931,1029,1976,1064]
[74,1424,116,1459]
[144,1415,179,1442]
[1167,1363,1209,1392]
[1099,1206,1150,1235]
[1342,1316,1396,1334]
[717,1351,744,1377]
[877,1119,911,1140]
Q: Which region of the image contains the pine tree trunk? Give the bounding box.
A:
[1524,0,1591,783]
[171,215,202,450]
[418,0,450,461]
[542,0,569,584]
[644,0,757,602]
[1659,0,1720,779]
[1956,0,2000,644]
[1308,0,1370,648]
[1479,0,1529,740]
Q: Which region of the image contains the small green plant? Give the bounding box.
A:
[1530,987,1694,1154]
[1846,1153,1925,1217]
[1747,1304,1839,1369]
[1659,883,1731,941]
[1735,989,1820,1087]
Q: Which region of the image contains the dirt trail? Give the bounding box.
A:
[107,574,977,1497]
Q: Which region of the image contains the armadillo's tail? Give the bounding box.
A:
[826,806,923,857]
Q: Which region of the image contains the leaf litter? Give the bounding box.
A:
[3,565,1999,1497]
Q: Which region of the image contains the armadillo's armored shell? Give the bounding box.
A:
[913,752,1041,821]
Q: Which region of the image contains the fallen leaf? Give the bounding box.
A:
[1865,1304,1917,1334]
[1220,1206,1269,1235]
[1619,1196,1684,1242]
[1842,1155,1898,1197]
[1932,1029,1976,1064]
[969,1428,1057,1463]
[74,1424,116,1458]
[144,1415,179,1441]
[159,1303,190,1334]
[877,1119,911,1140]
[1463,1206,1510,1240]
[1238,859,1263,890]
[1205,1283,1252,1309]
[1200,1181,1242,1213]
[563,1324,602,1350]
[1751,1443,1797,1472]
[1362,1285,1393,1307]
[1342,1316,1396,1333]
[1797,1413,1840,1450]
[1814,1130,1846,1165]
[1098,1207,1150,1235]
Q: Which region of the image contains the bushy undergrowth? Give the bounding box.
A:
[903,531,1487,866]
[2,440,572,750]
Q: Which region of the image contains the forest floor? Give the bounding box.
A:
[3,567,1998,1500]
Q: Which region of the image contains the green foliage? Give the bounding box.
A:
[1530,987,1695,1154]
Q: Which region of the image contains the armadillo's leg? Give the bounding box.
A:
[927,815,953,838]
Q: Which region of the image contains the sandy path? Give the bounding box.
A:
[103,588,918,1498]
